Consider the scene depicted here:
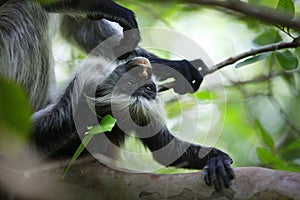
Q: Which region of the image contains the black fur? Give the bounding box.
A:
[0,0,233,191]
[60,16,204,94]
[32,58,234,191]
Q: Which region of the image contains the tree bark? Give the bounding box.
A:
[0,156,299,200]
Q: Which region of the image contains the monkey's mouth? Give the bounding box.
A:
[128,96,155,127]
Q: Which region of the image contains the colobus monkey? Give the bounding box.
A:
[0,0,202,112]
[0,0,232,191]
[33,57,234,191]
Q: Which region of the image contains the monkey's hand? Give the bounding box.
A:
[203,153,234,191]
[44,0,140,57]
[151,58,205,94]
[86,1,141,57]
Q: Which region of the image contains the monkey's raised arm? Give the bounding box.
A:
[60,16,203,94]
[43,0,140,53]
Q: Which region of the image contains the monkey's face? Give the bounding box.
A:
[117,57,157,100]
[95,57,164,128]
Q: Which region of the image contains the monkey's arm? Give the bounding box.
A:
[43,0,140,51]
[31,78,82,158]
[133,48,204,94]
[60,17,203,94]
[140,127,234,191]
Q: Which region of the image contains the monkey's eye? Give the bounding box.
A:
[145,84,155,92]
[125,80,136,88]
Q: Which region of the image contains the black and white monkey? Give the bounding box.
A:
[0,0,234,191]
[0,0,202,112]
[33,57,234,191]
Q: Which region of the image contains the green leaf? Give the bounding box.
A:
[277,0,295,20]
[256,121,274,150]
[85,115,116,135]
[280,138,300,159]
[256,147,282,164]
[285,139,300,152]
[62,134,93,179]
[253,30,282,46]
[236,53,271,68]
[0,78,31,154]
[62,115,116,178]
[0,78,31,135]
[276,50,299,70]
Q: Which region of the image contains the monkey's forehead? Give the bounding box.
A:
[114,65,154,83]
[124,57,152,79]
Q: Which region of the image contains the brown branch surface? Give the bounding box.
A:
[1,157,300,200]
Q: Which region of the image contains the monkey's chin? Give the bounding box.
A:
[129,98,152,127]
[110,95,163,127]
[93,93,165,129]
[127,96,165,128]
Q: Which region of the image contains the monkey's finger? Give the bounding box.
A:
[217,160,230,188]
[190,69,202,92]
[190,59,209,77]
[203,166,211,185]
[209,164,221,191]
[224,159,235,180]
[183,60,203,93]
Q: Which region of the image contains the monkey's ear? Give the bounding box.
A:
[125,57,152,79]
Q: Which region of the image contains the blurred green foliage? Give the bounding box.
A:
[0,78,31,155]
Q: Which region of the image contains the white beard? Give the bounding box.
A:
[93,93,165,135]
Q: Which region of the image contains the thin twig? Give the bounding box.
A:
[203,38,300,76]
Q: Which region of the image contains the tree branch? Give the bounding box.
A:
[1,157,299,199]
[184,0,300,31]
[202,37,300,76]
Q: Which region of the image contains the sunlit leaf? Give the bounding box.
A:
[62,134,93,179]
[236,53,271,68]
[276,50,298,70]
[253,30,282,46]
[62,115,116,178]
[277,0,295,20]
[86,115,116,135]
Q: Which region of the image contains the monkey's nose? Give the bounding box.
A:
[125,57,152,78]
